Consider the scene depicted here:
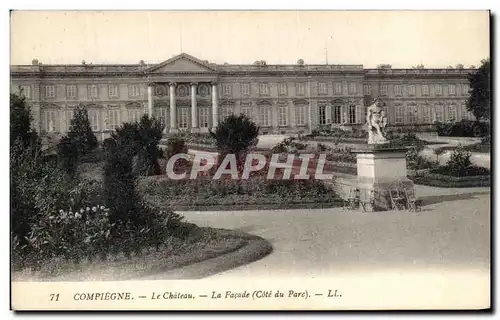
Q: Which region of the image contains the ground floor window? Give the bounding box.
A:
[407,104,417,123]
[178,108,189,129]
[318,105,327,125]
[219,106,232,121]
[199,107,209,128]
[349,105,356,124]
[447,104,457,121]
[88,110,99,131]
[332,105,341,124]
[295,105,307,126]
[153,108,168,128]
[128,109,141,123]
[66,110,74,131]
[278,105,288,126]
[434,104,444,122]
[259,106,271,127]
[106,109,120,131]
[394,105,404,124]
[240,106,252,119]
[421,104,431,124]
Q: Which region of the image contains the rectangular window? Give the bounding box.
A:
[88,110,99,131]
[434,104,444,122]
[407,105,417,123]
[334,83,342,94]
[380,85,388,96]
[88,85,99,99]
[435,84,442,96]
[332,105,341,124]
[422,84,429,96]
[421,104,431,123]
[408,85,416,96]
[348,82,357,95]
[129,84,140,97]
[154,108,168,128]
[108,85,119,98]
[66,85,77,99]
[462,83,470,95]
[178,108,189,129]
[278,105,288,126]
[394,85,402,96]
[128,109,141,123]
[349,105,356,124]
[45,85,56,98]
[240,106,252,119]
[223,84,232,96]
[66,110,74,131]
[106,109,120,131]
[44,110,58,132]
[395,105,404,124]
[318,82,327,95]
[296,83,305,96]
[259,83,270,96]
[295,105,307,126]
[449,84,456,95]
[259,106,271,126]
[219,106,232,121]
[279,83,288,96]
[198,107,209,128]
[241,83,251,96]
[318,105,327,125]
[448,104,457,121]
[363,84,371,95]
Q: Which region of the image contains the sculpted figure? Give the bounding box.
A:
[366,98,388,145]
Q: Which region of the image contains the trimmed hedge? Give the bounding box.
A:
[409,172,491,188]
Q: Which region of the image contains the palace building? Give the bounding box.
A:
[10,53,476,138]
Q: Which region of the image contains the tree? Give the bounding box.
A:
[433,148,446,164]
[467,58,491,120]
[10,92,39,149]
[210,114,259,168]
[68,104,98,154]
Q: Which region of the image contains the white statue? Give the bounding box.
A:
[366,98,388,145]
[48,119,54,133]
[342,112,348,124]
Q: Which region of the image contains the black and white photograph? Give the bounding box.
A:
[9,9,491,311]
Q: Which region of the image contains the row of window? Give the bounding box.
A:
[392,103,474,124]
[318,105,358,125]
[223,82,359,97]
[219,105,308,127]
[365,83,470,97]
[17,84,142,100]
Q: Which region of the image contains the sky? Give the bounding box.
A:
[10,10,490,68]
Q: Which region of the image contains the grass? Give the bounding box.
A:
[12,225,252,281]
[434,142,491,154]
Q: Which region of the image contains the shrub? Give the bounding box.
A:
[211,114,259,166]
[447,144,472,170]
[10,93,39,149]
[56,135,79,175]
[165,135,188,159]
[67,105,98,154]
[436,120,489,137]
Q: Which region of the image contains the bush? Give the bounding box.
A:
[436,120,489,137]
[271,138,308,153]
[67,105,98,154]
[447,144,472,170]
[211,114,259,166]
[165,135,188,159]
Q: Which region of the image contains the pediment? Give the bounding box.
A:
[146,53,217,74]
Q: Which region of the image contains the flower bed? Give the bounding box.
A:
[408,171,490,188]
[137,175,340,210]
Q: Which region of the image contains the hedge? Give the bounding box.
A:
[408,172,491,188]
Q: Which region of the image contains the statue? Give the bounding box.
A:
[366,98,388,145]
[342,111,348,124]
[48,119,54,133]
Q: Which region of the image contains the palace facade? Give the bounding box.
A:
[10,53,476,138]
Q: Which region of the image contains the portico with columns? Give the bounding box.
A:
[143,54,220,134]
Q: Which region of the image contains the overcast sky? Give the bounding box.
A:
[10,10,490,68]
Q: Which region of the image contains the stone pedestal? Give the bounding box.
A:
[352,146,414,211]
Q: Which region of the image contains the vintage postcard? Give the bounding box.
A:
[10,10,491,311]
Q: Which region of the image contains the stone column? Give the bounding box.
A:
[169,82,178,133]
[211,82,218,130]
[147,83,154,118]
[190,82,198,133]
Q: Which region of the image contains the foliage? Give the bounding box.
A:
[210,114,259,165]
[271,137,308,153]
[165,135,188,159]
[445,144,472,170]
[309,127,367,139]
[409,171,490,188]
[67,105,98,154]
[436,120,489,137]
[10,93,39,148]
[467,58,491,120]
[56,135,79,175]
